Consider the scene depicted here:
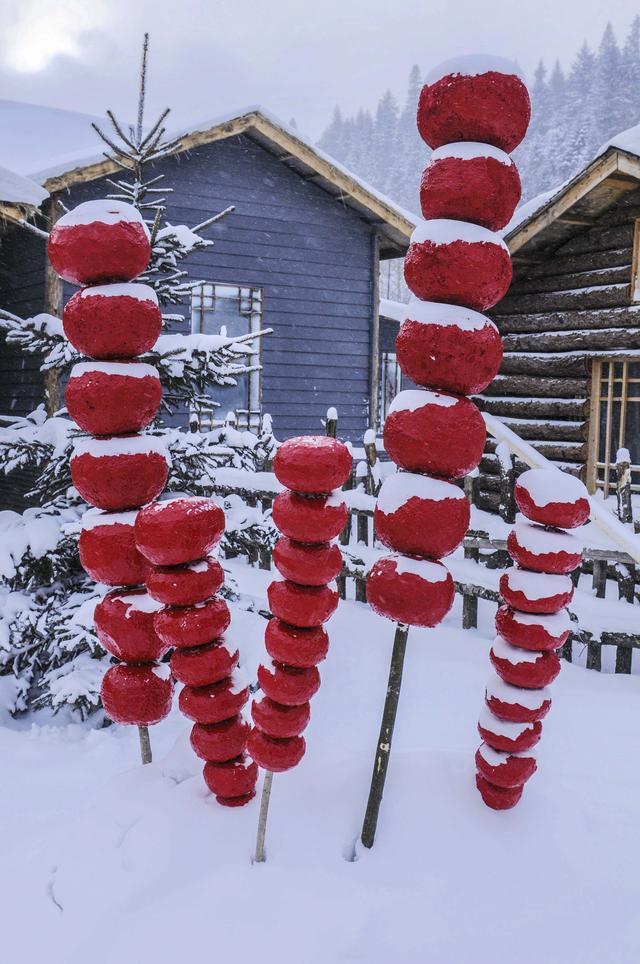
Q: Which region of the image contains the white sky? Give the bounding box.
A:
[1,0,639,138]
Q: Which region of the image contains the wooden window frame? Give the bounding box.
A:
[630,219,640,303]
[587,357,640,497]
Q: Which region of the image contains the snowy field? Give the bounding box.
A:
[2,559,639,964]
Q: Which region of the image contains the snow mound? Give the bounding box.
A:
[377,472,467,514]
[403,299,497,332]
[503,567,573,600]
[388,389,458,414]
[431,142,513,165]
[485,673,551,709]
[70,362,159,380]
[80,282,158,304]
[425,54,525,83]
[57,200,149,232]
[517,468,588,508]
[411,218,509,251]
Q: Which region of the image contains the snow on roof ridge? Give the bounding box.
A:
[0,162,48,207]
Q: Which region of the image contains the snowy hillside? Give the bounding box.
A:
[2,560,639,964]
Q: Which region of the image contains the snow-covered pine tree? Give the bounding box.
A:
[0,34,276,721]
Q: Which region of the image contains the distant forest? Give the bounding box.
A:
[319,19,640,299]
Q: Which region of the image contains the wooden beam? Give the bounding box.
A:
[369,233,381,431]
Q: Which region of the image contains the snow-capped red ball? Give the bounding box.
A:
[154,596,230,650]
[94,588,166,663]
[146,558,224,606]
[383,389,486,479]
[490,634,561,689]
[48,200,151,286]
[66,362,161,436]
[274,435,352,494]
[514,469,590,529]
[396,300,503,395]
[70,436,169,511]
[101,663,173,726]
[495,605,572,652]
[247,729,306,773]
[272,537,343,586]
[63,284,161,359]
[251,697,311,739]
[499,567,574,614]
[170,640,239,687]
[79,508,149,586]
[485,673,551,723]
[477,706,542,754]
[257,661,321,706]
[190,715,250,763]
[268,579,339,628]
[203,753,257,804]
[420,143,521,231]
[475,743,537,790]
[403,220,512,312]
[475,772,524,810]
[135,497,225,566]
[417,55,531,153]
[507,522,583,574]
[179,677,249,725]
[272,491,348,542]
[366,555,455,628]
[265,619,329,668]
[374,472,470,559]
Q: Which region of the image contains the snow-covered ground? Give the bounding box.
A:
[2,559,639,964]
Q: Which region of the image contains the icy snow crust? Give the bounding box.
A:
[477,742,536,767]
[388,389,458,414]
[80,508,138,530]
[517,468,589,508]
[512,522,581,554]
[112,592,165,615]
[377,472,467,515]
[431,142,513,165]
[492,635,543,664]
[57,199,149,233]
[485,673,550,709]
[403,298,498,332]
[509,608,572,632]
[411,218,510,252]
[72,435,168,459]
[79,282,158,304]
[70,362,159,380]
[478,706,535,738]
[385,553,450,583]
[425,54,525,84]
[503,567,573,600]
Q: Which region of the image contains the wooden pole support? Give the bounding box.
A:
[138,724,152,765]
[361,622,409,850]
[254,769,274,863]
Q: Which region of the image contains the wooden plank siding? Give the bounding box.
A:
[476,186,640,512]
[60,133,378,441]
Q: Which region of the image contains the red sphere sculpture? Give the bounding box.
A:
[272,537,343,587]
[366,555,455,627]
[515,469,590,529]
[499,567,574,615]
[94,589,166,663]
[490,635,562,690]
[374,472,470,559]
[79,509,149,586]
[101,663,173,726]
[507,523,583,575]
[66,361,161,437]
[272,491,348,542]
[70,436,168,511]
[146,558,224,606]
[274,435,352,493]
[63,283,161,359]
[135,497,225,567]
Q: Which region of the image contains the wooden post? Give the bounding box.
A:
[325,407,338,439]
[496,442,516,524]
[363,429,380,497]
[616,448,633,524]
[592,558,608,598]
[138,725,152,765]
[254,769,274,863]
[43,197,62,417]
[361,622,409,849]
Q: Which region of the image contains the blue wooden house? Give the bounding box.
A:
[0,107,414,458]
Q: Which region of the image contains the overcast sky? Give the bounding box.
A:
[1,0,639,139]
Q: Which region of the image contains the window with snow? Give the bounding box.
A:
[590,358,640,499]
[378,351,401,431]
[190,283,262,431]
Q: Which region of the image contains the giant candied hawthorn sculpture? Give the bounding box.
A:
[49,197,173,763]
[250,435,351,861]
[475,469,588,810]
[134,497,258,807]
[360,56,531,850]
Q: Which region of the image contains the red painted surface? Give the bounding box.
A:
[374,494,470,559]
[490,641,561,689]
[251,697,311,738]
[515,485,590,530]
[396,317,503,395]
[366,557,455,627]
[247,729,306,773]
[79,521,149,586]
[190,716,251,763]
[179,678,249,725]
[264,618,329,668]
[135,498,225,566]
[478,717,542,754]
[475,772,524,810]
[495,605,570,652]
[71,449,168,511]
[383,393,486,479]
[267,579,339,628]
[475,747,537,789]
[170,641,239,687]
[272,537,343,586]
[94,590,167,663]
[257,661,321,706]
[420,154,521,230]
[274,436,352,493]
[272,491,348,542]
[507,529,582,574]
[146,558,224,606]
[485,691,551,724]
[203,753,258,800]
[101,664,173,725]
[49,220,151,286]
[66,367,161,436]
[154,596,231,649]
[499,573,573,615]
[404,236,512,311]
[417,72,531,152]
[63,289,161,359]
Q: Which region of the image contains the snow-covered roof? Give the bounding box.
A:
[0,163,48,209]
[0,100,104,178]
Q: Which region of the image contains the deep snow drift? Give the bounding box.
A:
[1,559,639,964]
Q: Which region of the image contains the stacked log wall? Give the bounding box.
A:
[476,187,640,512]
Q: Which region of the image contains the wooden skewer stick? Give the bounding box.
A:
[138,724,152,765]
[254,769,274,862]
[361,622,409,849]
